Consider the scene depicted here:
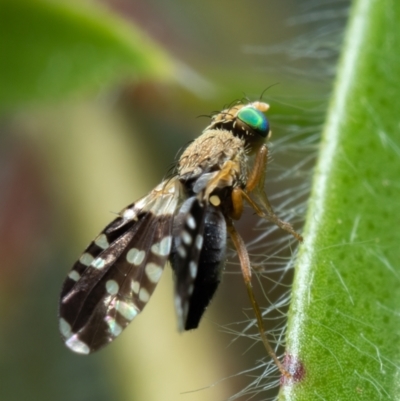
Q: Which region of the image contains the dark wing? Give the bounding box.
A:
[59,178,182,354]
[171,196,227,331]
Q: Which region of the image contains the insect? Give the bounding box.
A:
[59,100,302,375]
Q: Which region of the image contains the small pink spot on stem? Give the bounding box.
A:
[280,354,305,385]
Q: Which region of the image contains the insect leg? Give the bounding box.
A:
[246,144,303,242]
[230,187,244,220]
[226,219,291,379]
[246,144,269,193]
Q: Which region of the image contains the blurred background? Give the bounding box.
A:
[0,0,348,400]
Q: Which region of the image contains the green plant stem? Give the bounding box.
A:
[281,0,400,399]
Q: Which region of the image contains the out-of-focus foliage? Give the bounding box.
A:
[0,0,173,111]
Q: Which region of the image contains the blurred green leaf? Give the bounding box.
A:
[0,0,174,111]
[282,0,400,399]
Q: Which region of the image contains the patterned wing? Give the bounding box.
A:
[59,178,182,354]
[171,196,227,331]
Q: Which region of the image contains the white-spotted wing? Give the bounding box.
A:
[59,178,182,354]
[171,196,227,331]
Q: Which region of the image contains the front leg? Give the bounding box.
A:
[245,144,303,242]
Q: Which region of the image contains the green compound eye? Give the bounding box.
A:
[237,107,269,137]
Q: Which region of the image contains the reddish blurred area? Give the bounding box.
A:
[0,134,51,288]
